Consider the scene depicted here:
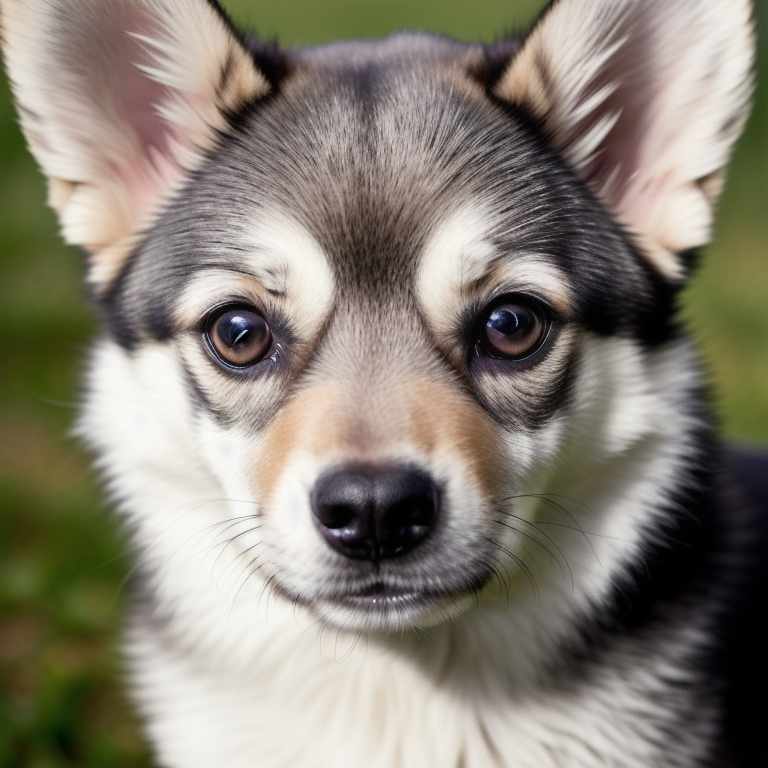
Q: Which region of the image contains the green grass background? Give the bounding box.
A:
[0,1,766,765]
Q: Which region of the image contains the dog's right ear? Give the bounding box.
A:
[1,0,270,287]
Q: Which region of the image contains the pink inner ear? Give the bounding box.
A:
[577,19,661,211]
[124,66,173,162]
[564,3,752,259]
[6,0,266,261]
[95,4,189,230]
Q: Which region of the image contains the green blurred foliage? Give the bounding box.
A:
[0,1,765,765]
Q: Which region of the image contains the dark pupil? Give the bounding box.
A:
[482,302,544,359]
[488,307,531,336]
[221,313,257,349]
[212,309,271,366]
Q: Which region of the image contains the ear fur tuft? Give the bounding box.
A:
[495,0,755,280]
[1,0,270,287]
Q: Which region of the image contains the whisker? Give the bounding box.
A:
[228,553,270,620]
[164,499,259,565]
[220,538,266,592]
[485,537,538,599]
[496,515,574,589]
[179,517,261,573]
[333,628,363,662]
[487,564,511,619]
[503,492,608,566]
[210,525,264,585]
[256,568,281,617]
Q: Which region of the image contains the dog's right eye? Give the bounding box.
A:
[206,307,272,368]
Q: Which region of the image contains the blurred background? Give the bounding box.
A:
[1,0,766,765]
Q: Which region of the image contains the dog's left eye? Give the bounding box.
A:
[479,299,549,360]
[206,307,272,367]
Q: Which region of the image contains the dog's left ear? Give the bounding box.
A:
[1,0,270,287]
[495,0,754,280]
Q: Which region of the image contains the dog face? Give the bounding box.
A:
[2,0,753,649]
[99,43,681,634]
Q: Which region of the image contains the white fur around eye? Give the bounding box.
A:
[417,203,571,341]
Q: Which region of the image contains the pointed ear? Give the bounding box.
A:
[1,0,270,286]
[495,0,754,280]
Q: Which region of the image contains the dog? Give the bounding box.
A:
[2,0,766,765]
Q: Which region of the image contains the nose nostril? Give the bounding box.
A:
[316,503,357,531]
[310,464,440,562]
[390,496,438,528]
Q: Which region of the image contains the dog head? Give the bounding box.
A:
[2,0,753,646]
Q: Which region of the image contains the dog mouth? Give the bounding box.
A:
[336,581,433,609]
[316,584,448,630]
[300,573,490,631]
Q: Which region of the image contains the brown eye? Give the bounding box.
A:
[480,301,547,360]
[208,307,272,367]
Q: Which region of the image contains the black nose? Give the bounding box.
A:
[310,465,440,561]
